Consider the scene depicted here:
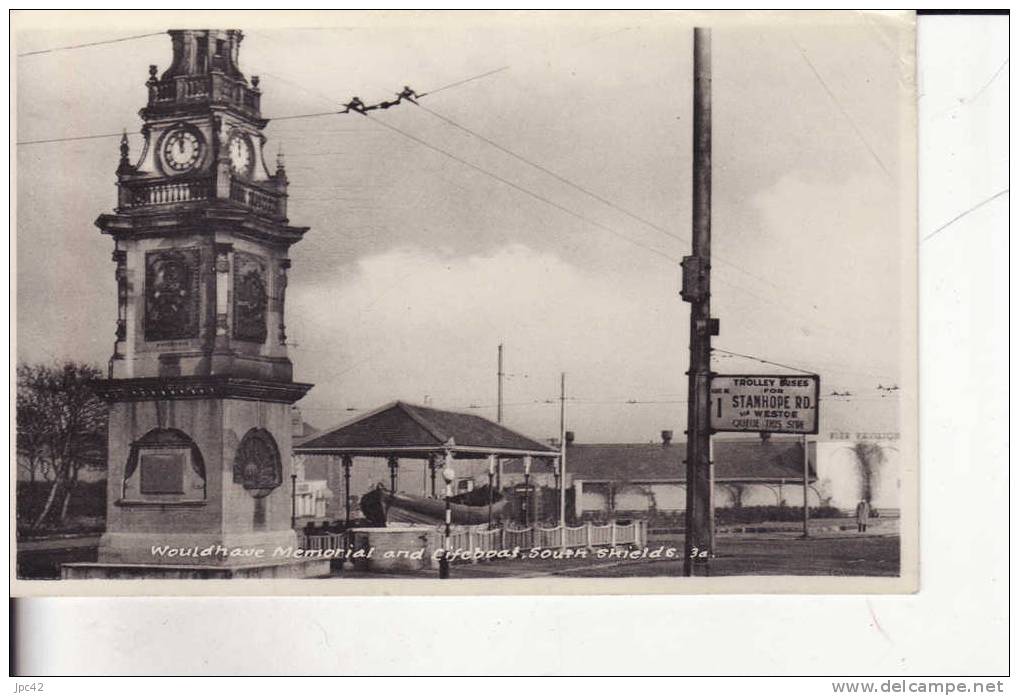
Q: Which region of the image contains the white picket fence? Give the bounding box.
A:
[301,520,646,556]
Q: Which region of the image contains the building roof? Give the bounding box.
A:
[502,438,814,483]
[294,401,558,459]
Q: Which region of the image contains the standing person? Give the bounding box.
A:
[855,499,871,533]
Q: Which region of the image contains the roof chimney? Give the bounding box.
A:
[661,429,673,445]
[565,431,575,446]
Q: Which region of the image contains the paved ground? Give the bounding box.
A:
[439,532,900,579]
[18,534,102,552]
[331,530,899,579]
[16,529,899,580]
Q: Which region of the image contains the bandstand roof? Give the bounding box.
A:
[293,401,559,460]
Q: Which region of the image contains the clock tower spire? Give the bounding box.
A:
[75,30,323,579]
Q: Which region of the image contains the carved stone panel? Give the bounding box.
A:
[144,248,201,342]
[233,428,282,495]
[233,251,268,343]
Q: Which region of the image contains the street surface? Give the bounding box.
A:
[17,530,899,580]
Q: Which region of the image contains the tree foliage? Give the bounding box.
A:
[16,362,108,529]
[851,442,885,504]
[721,482,748,508]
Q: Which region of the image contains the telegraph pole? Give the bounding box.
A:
[681,27,715,577]
[559,372,567,549]
[496,343,504,490]
[497,344,504,423]
[801,434,810,538]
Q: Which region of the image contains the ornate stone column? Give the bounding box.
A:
[277,258,290,344]
[213,242,232,347]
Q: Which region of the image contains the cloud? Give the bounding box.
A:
[288,243,689,441]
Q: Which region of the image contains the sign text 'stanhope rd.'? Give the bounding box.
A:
[710,374,820,434]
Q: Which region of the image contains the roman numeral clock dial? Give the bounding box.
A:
[161,128,203,173]
[228,132,253,176]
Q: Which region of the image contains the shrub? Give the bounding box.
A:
[715,505,842,525]
[17,480,106,534]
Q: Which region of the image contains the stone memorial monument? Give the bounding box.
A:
[64,30,327,579]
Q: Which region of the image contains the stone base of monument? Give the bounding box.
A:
[349,526,443,573]
[61,557,331,579]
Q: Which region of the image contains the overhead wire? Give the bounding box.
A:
[360,111,680,263]
[790,35,891,180]
[16,31,164,57]
[17,29,903,399]
[711,347,818,375]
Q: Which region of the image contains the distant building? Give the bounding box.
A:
[500,430,819,518]
[289,408,901,522]
[497,428,901,517]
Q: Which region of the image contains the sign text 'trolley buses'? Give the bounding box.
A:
[710,374,820,435]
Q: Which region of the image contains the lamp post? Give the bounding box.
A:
[342,455,352,527]
[290,473,298,529]
[387,456,399,497]
[487,454,496,529]
[439,458,456,579]
[523,455,532,527]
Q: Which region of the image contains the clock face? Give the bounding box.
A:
[228,132,253,175]
[162,128,203,173]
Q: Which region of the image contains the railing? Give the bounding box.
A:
[462,520,646,555]
[589,523,613,546]
[121,177,213,208]
[118,176,284,216]
[299,520,646,555]
[303,533,345,553]
[230,178,286,218]
[152,80,176,102]
[564,524,588,548]
[147,74,260,114]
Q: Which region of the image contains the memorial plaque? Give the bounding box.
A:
[139,450,187,495]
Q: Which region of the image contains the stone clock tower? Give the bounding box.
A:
[73,30,325,578]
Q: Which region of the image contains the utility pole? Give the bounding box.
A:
[497,344,504,423]
[681,27,715,577]
[801,434,810,538]
[559,372,567,549]
[496,343,504,490]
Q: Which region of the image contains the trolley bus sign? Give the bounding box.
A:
[710,374,820,434]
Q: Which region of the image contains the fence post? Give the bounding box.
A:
[585,521,593,548]
[610,522,617,548]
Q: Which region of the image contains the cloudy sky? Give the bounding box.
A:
[14,11,913,442]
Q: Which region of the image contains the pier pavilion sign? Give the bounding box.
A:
[710,374,820,435]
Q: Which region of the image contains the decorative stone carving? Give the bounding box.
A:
[233,251,268,343]
[113,249,128,342]
[214,243,231,273]
[233,428,282,495]
[94,375,313,404]
[144,247,201,341]
[277,259,290,344]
